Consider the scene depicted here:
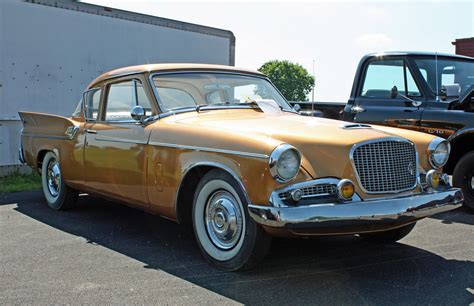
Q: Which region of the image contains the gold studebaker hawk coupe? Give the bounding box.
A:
[19,64,463,270]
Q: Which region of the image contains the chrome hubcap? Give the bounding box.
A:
[205,190,243,250]
[471,177,474,190]
[47,159,61,197]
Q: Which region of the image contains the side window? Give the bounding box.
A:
[83,88,101,120]
[105,80,152,121]
[155,87,196,110]
[361,60,421,98]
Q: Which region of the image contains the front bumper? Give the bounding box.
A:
[248,188,463,231]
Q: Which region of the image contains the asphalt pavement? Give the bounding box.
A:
[1,191,473,305]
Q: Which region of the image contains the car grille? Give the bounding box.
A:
[351,139,417,193]
[279,184,337,200]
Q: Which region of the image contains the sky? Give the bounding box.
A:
[84,1,473,102]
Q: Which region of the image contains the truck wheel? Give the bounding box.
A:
[453,151,474,212]
[192,169,272,271]
[41,151,78,210]
[359,223,416,243]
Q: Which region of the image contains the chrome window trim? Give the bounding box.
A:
[349,137,419,194]
[148,141,269,159]
[82,87,101,122]
[148,70,295,115]
[427,137,451,169]
[268,144,302,183]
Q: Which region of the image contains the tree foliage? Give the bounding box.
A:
[258,60,315,101]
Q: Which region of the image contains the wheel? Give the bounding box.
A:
[41,151,78,210]
[359,223,416,243]
[453,151,474,212]
[192,169,272,271]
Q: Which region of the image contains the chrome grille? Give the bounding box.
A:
[279,184,337,200]
[351,139,417,193]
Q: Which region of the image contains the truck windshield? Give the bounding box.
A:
[413,57,474,97]
[151,72,292,112]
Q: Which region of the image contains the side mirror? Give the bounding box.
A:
[390,86,398,99]
[293,104,301,112]
[131,105,146,122]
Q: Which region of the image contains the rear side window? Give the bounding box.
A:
[105,80,152,121]
[361,59,422,98]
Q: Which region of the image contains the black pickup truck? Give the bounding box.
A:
[294,52,474,210]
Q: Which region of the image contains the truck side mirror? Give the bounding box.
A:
[293,104,301,112]
[390,86,398,99]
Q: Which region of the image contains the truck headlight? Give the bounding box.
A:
[428,138,450,168]
[269,144,301,183]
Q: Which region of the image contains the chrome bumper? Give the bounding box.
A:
[248,188,463,230]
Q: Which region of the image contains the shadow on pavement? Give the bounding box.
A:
[2,191,473,305]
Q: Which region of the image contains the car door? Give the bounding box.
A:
[83,77,156,207]
[347,58,425,131]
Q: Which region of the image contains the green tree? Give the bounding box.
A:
[258,60,315,101]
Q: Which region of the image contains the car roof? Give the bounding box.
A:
[364,51,474,60]
[88,63,264,88]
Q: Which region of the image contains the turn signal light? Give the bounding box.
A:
[337,179,355,201]
[426,170,440,189]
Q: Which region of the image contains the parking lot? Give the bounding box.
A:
[1,191,473,305]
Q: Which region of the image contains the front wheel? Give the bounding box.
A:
[359,223,416,243]
[41,151,78,210]
[192,170,271,271]
[453,151,474,212]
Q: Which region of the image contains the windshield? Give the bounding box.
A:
[413,57,474,97]
[151,72,292,112]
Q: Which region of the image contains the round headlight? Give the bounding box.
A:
[269,144,301,183]
[428,138,450,168]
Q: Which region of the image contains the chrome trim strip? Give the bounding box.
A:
[249,188,463,229]
[349,137,419,195]
[95,136,147,145]
[148,141,269,159]
[22,133,69,140]
[175,161,251,223]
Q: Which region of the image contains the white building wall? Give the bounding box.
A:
[0,0,235,171]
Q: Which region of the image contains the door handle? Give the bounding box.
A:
[350,105,365,114]
[85,129,97,134]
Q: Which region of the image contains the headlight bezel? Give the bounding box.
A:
[428,138,451,169]
[269,144,301,183]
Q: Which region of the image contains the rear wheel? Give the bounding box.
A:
[359,223,416,243]
[453,151,474,212]
[41,151,78,210]
[192,169,271,271]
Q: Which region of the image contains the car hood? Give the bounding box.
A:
[167,109,410,180]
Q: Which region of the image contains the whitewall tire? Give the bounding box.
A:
[192,169,271,271]
[41,151,78,210]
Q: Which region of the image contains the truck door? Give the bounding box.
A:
[347,58,424,131]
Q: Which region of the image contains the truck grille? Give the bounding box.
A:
[351,139,417,193]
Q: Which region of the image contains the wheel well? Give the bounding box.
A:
[444,134,474,174]
[175,165,217,225]
[36,150,50,174]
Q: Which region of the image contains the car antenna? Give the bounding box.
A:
[435,52,439,102]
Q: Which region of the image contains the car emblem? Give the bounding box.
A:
[407,162,415,176]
